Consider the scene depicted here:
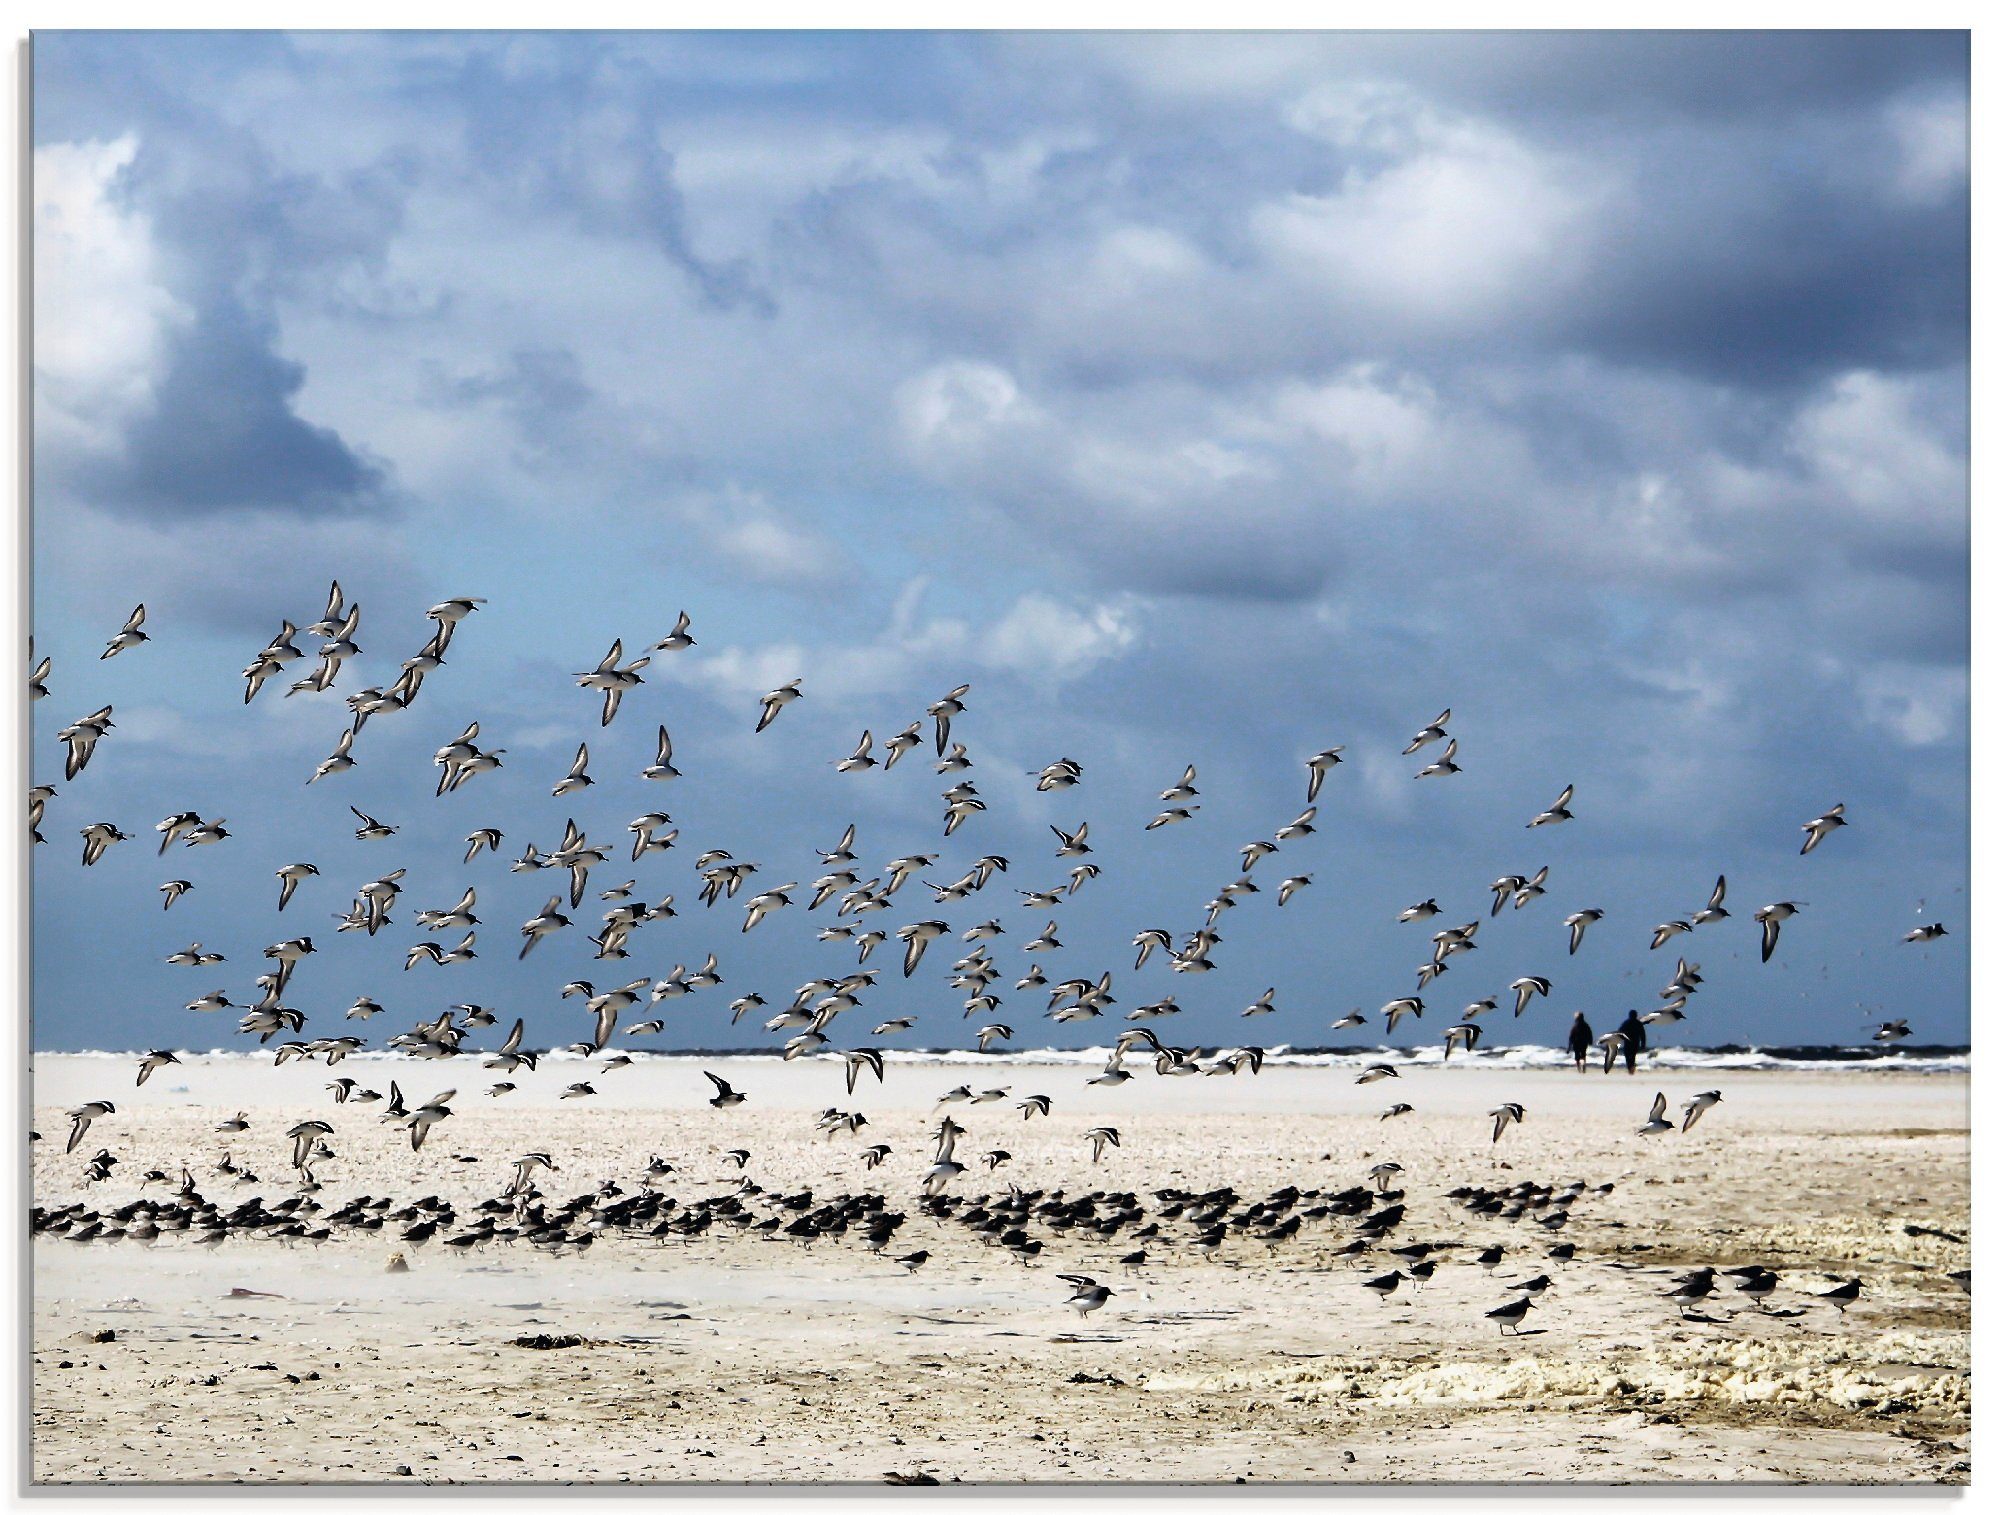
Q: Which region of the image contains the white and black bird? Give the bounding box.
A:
[1799,803,1846,855]
[518,896,570,959]
[276,862,319,912]
[836,731,877,774]
[350,807,397,841]
[842,1048,885,1096]
[405,1089,455,1151]
[1414,738,1460,778]
[654,610,695,653]
[1159,764,1199,803]
[1691,874,1729,927]
[101,604,148,659]
[927,684,970,755]
[1486,1296,1535,1335]
[705,1072,745,1108]
[80,822,130,867]
[1305,748,1344,801]
[59,707,115,781]
[552,742,593,797]
[576,640,650,726]
[1681,1090,1721,1130]
[755,679,803,733]
[1650,919,1692,951]
[642,726,681,782]
[1755,901,1804,963]
[1509,976,1552,1016]
[1403,709,1451,754]
[1050,821,1090,858]
[1060,1274,1112,1318]
[135,1050,179,1087]
[1527,784,1574,827]
[897,920,949,978]
[1564,908,1603,955]
[67,1100,115,1153]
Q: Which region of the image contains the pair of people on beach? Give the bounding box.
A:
[1567,1010,1646,1072]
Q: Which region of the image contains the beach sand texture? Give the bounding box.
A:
[31,1057,1969,1484]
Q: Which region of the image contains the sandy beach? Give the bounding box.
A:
[30,1054,1969,1485]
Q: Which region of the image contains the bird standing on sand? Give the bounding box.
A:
[1061,1275,1112,1318]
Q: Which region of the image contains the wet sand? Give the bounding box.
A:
[30,1056,1970,1484]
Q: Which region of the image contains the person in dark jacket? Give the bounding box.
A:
[1611,1009,1648,1075]
[1566,1012,1594,1072]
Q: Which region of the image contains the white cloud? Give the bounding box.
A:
[668,485,843,588]
[657,580,1140,714]
[1885,89,1968,206]
[1250,110,1603,332]
[895,360,1039,467]
[1855,661,1966,747]
[33,135,190,458]
[1264,367,1442,488]
[983,593,1138,680]
[1789,370,1965,538]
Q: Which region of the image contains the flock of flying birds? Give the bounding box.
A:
[31,584,1949,1324]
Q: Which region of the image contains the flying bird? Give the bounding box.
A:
[1527,784,1574,827]
[1754,901,1804,963]
[1799,803,1846,855]
[1564,908,1603,956]
[101,604,149,659]
[756,679,803,732]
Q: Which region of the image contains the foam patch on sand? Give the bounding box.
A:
[1146,1329,1968,1416]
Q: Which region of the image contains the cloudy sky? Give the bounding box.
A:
[32,32,1968,1055]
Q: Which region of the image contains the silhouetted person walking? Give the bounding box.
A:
[1566,1012,1594,1072]
[1612,1010,1647,1075]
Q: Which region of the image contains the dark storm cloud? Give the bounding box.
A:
[69,292,386,517]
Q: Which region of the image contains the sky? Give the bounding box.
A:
[30,31,1969,1055]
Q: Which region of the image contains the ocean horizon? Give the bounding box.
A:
[32,1041,1971,1074]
